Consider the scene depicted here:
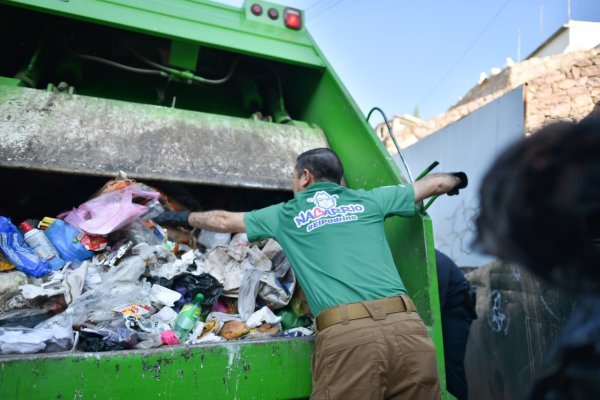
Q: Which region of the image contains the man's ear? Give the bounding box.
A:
[301,169,315,188]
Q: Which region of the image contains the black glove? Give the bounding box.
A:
[447,172,468,196]
[153,210,192,229]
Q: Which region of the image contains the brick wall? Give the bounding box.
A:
[378,48,600,153]
[526,49,600,134]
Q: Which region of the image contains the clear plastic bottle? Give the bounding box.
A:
[172,293,205,342]
[19,221,66,270]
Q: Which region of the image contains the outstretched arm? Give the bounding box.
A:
[412,173,466,202]
[153,210,246,232]
[188,210,246,233]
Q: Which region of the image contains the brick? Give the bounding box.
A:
[531,86,553,98]
[558,79,576,90]
[567,86,591,96]
[544,70,566,83]
[587,77,600,87]
[574,57,593,67]
[526,115,544,128]
[572,95,594,108]
[544,95,571,106]
[580,65,600,77]
[546,102,571,117]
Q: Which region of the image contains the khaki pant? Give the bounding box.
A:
[310,300,441,400]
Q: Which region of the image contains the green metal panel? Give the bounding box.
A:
[1,0,324,67]
[169,40,200,71]
[0,338,314,399]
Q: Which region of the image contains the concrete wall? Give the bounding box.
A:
[532,27,570,59]
[397,87,524,268]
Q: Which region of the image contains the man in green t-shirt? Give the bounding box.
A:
[156,148,466,400]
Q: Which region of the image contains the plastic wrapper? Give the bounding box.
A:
[124,314,169,335]
[63,186,160,236]
[258,264,296,310]
[79,233,108,252]
[0,216,49,277]
[62,263,88,305]
[203,246,250,296]
[195,332,225,343]
[281,327,314,338]
[0,270,28,293]
[103,255,146,295]
[246,306,281,329]
[238,247,296,320]
[204,244,272,305]
[45,219,93,264]
[160,330,180,345]
[277,308,312,330]
[78,318,139,352]
[110,220,165,246]
[95,240,133,269]
[134,333,163,350]
[67,266,151,326]
[150,284,182,307]
[141,200,165,221]
[146,249,199,280]
[151,273,223,313]
[197,230,231,250]
[238,267,264,321]
[154,306,178,324]
[0,314,74,354]
[83,262,103,292]
[0,309,55,329]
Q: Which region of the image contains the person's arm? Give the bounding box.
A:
[187,210,246,233]
[412,172,467,203]
[152,210,246,232]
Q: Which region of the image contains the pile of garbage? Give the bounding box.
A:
[0,174,313,355]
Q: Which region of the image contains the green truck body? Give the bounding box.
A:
[0,1,448,398]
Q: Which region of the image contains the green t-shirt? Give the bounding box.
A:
[244,181,415,316]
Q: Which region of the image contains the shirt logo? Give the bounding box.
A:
[293,190,365,232]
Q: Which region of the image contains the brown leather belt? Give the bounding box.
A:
[315,295,417,332]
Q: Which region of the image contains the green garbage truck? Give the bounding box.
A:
[0,0,449,398]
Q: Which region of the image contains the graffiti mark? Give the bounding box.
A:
[510,264,522,282]
[488,290,510,335]
[540,296,561,322]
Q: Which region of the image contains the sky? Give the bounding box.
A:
[218,0,600,125]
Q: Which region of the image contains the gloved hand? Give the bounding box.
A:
[447,172,468,196]
[152,210,192,229]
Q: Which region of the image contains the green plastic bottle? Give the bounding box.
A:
[172,293,204,342]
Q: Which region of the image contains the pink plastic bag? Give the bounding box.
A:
[63,187,160,235]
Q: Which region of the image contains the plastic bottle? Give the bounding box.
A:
[172,293,205,342]
[19,221,66,270]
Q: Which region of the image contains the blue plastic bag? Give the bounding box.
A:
[0,216,50,277]
[46,219,93,264]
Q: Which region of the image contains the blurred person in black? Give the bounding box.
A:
[475,118,600,399]
[436,250,476,400]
